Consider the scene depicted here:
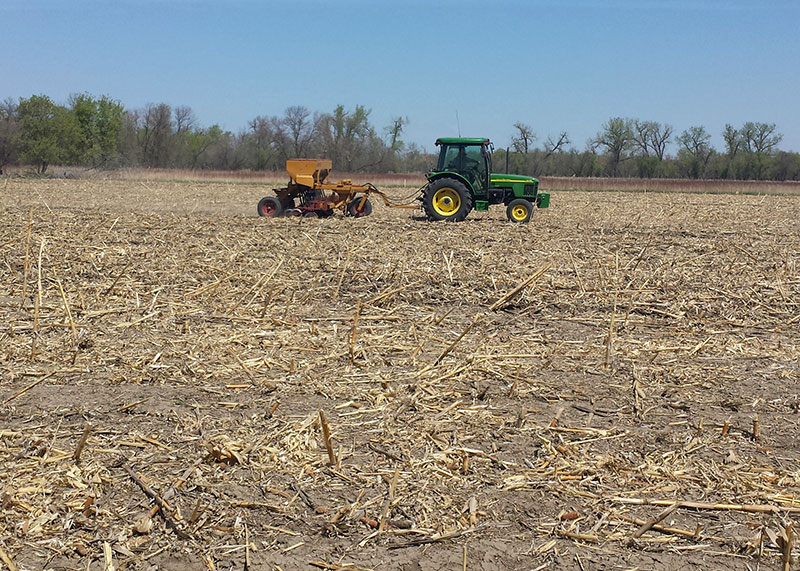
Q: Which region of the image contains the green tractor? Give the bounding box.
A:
[421,138,549,223]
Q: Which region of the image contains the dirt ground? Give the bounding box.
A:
[1,178,799,570]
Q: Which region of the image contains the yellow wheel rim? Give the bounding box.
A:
[511,204,529,221]
[432,188,461,216]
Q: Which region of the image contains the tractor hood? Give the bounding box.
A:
[490,173,538,184]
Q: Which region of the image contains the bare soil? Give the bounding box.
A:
[1,178,799,570]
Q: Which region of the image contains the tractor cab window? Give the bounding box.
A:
[439,145,462,171]
[465,146,487,187]
[439,144,487,190]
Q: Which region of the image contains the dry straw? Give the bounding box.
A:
[0,177,799,568]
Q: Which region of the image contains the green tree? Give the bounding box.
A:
[185,124,226,168]
[244,116,279,170]
[0,98,19,171]
[590,117,634,176]
[69,93,124,166]
[17,95,80,173]
[382,116,407,171]
[317,104,376,170]
[676,126,713,178]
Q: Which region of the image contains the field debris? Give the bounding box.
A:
[0,178,799,569]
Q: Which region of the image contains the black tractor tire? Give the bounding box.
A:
[347,198,373,218]
[257,196,283,217]
[506,198,533,223]
[422,178,473,222]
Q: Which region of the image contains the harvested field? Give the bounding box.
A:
[1,178,799,570]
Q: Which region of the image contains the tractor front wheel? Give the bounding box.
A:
[422,178,473,222]
[506,198,533,223]
[257,196,282,217]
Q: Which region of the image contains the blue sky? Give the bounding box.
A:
[3,0,799,153]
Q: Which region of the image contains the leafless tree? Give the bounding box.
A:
[543,131,570,159]
[633,120,672,160]
[139,103,172,167]
[173,106,196,134]
[281,106,316,158]
[511,122,536,154]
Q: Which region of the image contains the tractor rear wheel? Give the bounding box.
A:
[257,196,282,217]
[506,198,533,223]
[422,178,473,222]
[347,198,373,217]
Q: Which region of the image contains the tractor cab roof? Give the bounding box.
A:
[435,138,490,146]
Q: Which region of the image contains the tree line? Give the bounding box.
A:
[1,93,798,180]
[503,118,799,181]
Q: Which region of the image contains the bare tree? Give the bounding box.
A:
[281,106,316,158]
[633,120,672,160]
[511,122,536,154]
[543,132,570,159]
[139,103,172,167]
[173,106,196,134]
[649,123,672,160]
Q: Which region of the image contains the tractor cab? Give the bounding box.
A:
[434,138,491,193]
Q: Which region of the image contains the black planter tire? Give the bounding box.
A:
[257,196,282,217]
[347,198,373,217]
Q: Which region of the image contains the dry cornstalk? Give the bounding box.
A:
[614,497,800,515]
[434,313,482,366]
[628,501,678,542]
[30,237,45,360]
[104,259,131,296]
[53,268,78,340]
[103,541,115,571]
[349,300,362,362]
[0,542,17,571]
[319,410,337,466]
[380,467,399,532]
[2,372,55,406]
[123,463,194,539]
[489,263,552,311]
[605,291,618,369]
[21,207,33,308]
[783,521,793,571]
[72,422,91,461]
[618,515,712,540]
